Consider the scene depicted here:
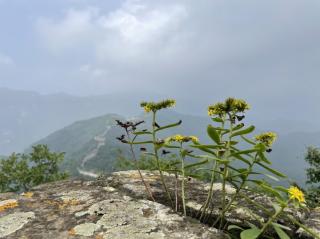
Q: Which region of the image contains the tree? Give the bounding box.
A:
[0,145,68,192]
[305,146,320,207]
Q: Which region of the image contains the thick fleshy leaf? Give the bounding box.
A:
[231,125,255,138]
[155,120,182,132]
[128,141,154,145]
[256,162,287,178]
[241,135,256,145]
[228,225,244,231]
[240,228,261,239]
[207,125,220,144]
[272,223,290,239]
[184,159,209,169]
[263,173,279,181]
[258,152,271,164]
[211,117,224,123]
[232,153,252,165]
[133,131,152,135]
[232,123,245,131]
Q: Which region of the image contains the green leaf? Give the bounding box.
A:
[272,222,292,231]
[211,117,224,123]
[184,159,209,169]
[260,184,282,198]
[240,228,261,239]
[207,125,220,144]
[272,203,281,213]
[128,141,154,145]
[258,152,271,164]
[228,225,244,231]
[191,144,223,149]
[163,144,181,149]
[192,145,217,156]
[231,148,258,156]
[133,131,152,135]
[274,186,288,193]
[232,154,251,165]
[263,173,279,181]
[231,125,255,138]
[155,120,182,132]
[272,223,290,239]
[241,135,256,145]
[232,123,245,131]
[256,162,287,178]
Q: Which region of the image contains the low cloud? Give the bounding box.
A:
[0,53,14,66]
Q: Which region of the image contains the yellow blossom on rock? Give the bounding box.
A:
[288,186,305,203]
[254,132,277,147]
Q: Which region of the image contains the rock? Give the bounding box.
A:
[298,207,320,238]
[0,212,35,238]
[0,170,318,238]
[96,170,318,238]
[0,173,226,239]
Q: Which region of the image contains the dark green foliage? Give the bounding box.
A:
[305,146,320,184]
[0,145,68,192]
[305,146,320,207]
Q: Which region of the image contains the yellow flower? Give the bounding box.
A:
[190,136,199,143]
[288,186,305,203]
[207,98,250,116]
[141,99,176,113]
[208,103,225,116]
[168,134,197,143]
[254,132,277,147]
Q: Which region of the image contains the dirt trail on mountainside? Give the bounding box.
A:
[77,126,111,178]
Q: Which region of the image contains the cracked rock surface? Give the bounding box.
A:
[0,172,226,239]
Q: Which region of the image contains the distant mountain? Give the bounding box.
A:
[29,111,319,186]
[29,111,212,176]
[1,87,318,157]
[0,88,156,155]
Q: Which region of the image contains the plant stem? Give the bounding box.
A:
[213,154,258,227]
[258,204,285,237]
[285,215,320,239]
[152,112,174,207]
[180,143,187,216]
[218,113,233,229]
[219,164,228,229]
[126,131,155,202]
[199,161,217,221]
[175,172,178,212]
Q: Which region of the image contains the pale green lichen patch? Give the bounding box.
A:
[72,223,100,236]
[0,212,35,237]
[56,190,93,202]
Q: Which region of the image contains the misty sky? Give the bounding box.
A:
[0,0,320,121]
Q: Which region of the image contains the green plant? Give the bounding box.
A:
[0,144,68,192]
[305,146,320,207]
[116,98,319,239]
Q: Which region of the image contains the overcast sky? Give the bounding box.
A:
[0,0,320,120]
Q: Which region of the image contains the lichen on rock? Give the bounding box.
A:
[0,212,35,238]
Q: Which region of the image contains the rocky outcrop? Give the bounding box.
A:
[0,170,319,238]
[0,172,226,239]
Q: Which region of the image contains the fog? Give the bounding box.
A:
[0,0,320,122]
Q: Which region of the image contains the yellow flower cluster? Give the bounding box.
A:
[208,98,250,116]
[0,199,19,212]
[141,99,176,113]
[254,132,277,147]
[168,134,199,143]
[288,186,305,203]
